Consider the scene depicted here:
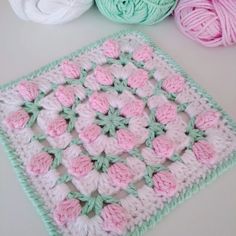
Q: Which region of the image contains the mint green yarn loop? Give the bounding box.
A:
[95,108,129,137]
[126,183,138,196]
[67,192,119,215]
[95,0,178,25]
[56,173,72,185]
[43,147,62,169]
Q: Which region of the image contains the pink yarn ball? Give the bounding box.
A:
[174,0,236,47]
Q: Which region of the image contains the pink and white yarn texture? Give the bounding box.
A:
[0,31,236,236]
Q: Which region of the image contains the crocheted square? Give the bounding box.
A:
[0,30,236,236]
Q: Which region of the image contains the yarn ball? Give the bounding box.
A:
[8,0,94,24]
[95,0,178,25]
[174,0,236,47]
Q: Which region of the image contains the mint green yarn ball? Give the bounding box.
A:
[95,0,177,25]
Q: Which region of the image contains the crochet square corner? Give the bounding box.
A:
[0,30,236,236]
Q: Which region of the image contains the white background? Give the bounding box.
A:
[0,1,236,236]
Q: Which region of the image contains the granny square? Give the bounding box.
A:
[1,30,236,236]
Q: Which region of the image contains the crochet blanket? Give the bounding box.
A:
[0,30,236,236]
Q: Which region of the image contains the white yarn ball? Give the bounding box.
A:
[8,0,94,24]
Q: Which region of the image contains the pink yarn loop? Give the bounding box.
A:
[89,92,109,114]
[47,117,67,137]
[133,44,153,62]
[108,163,133,188]
[53,199,81,225]
[68,156,93,178]
[27,152,53,176]
[79,124,101,143]
[153,171,177,197]
[17,80,39,101]
[5,109,29,129]
[101,204,128,234]
[128,69,148,89]
[94,66,113,85]
[120,99,145,118]
[55,86,75,107]
[162,75,185,94]
[195,110,220,130]
[102,39,120,58]
[192,140,216,165]
[174,0,236,47]
[61,60,80,79]
[116,129,136,151]
[152,135,175,160]
[156,102,177,124]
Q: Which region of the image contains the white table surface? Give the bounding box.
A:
[0,2,236,236]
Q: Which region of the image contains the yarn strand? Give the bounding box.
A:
[174,0,236,47]
[95,0,178,25]
[8,0,94,24]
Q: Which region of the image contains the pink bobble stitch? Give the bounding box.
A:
[89,92,109,114]
[108,163,133,188]
[195,110,220,130]
[79,124,101,143]
[133,44,153,62]
[128,69,148,89]
[55,86,75,107]
[116,129,136,151]
[5,109,29,129]
[102,39,120,58]
[17,80,39,101]
[192,140,216,165]
[121,100,145,118]
[47,117,67,137]
[61,60,80,79]
[152,135,174,159]
[27,152,53,176]
[101,204,128,234]
[156,103,177,124]
[94,66,113,85]
[153,171,177,197]
[53,199,81,225]
[68,156,93,178]
[162,75,185,93]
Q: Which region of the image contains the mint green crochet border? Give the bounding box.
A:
[0,30,236,236]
